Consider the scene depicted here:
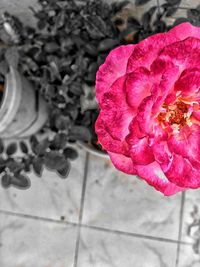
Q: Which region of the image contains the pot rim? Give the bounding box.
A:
[77,140,110,159]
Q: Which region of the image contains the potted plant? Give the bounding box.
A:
[0,47,78,189]
[0,1,128,188]
[0,0,196,189]
[1,0,134,160]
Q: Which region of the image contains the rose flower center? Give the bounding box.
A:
[157,100,192,131]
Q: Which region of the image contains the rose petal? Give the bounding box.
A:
[128,136,155,165]
[109,151,185,196]
[134,64,180,135]
[96,44,135,102]
[167,125,200,169]
[149,124,168,143]
[164,154,200,188]
[126,119,154,165]
[136,161,185,196]
[174,68,200,97]
[127,32,177,73]
[159,37,200,70]
[108,152,137,175]
[152,141,172,172]
[125,67,151,110]
[127,23,200,74]
[95,115,129,155]
[96,23,199,102]
[192,111,200,121]
[150,62,180,114]
[98,76,134,141]
[169,22,200,40]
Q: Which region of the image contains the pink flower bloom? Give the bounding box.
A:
[95,23,200,196]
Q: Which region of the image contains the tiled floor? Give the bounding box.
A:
[0,147,86,223]
[82,155,181,240]
[0,213,78,267]
[0,146,199,267]
[0,0,200,266]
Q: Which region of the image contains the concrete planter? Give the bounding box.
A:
[0,67,48,139]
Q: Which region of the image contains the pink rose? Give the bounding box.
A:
[95,23,200,196]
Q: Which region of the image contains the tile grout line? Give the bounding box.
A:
[0,209,78,226]
[81,223,192,246]
[73,152,89,267]
[0,208,192,246]
[78,153,90,223]
[175,191,186,267]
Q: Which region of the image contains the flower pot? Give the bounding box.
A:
[77,141,109,159]
[0,66,48,139]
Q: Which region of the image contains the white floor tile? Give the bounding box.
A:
[82,155,181,240]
